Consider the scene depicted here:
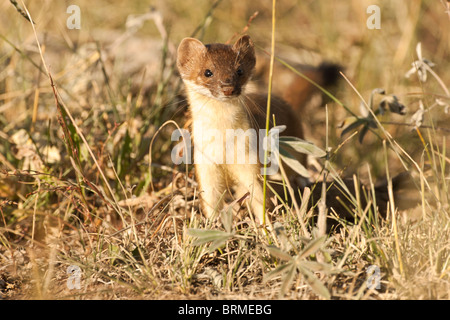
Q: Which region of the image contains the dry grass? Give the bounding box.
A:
[0,0,449,300]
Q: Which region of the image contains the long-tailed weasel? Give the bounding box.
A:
[176,35,305,224]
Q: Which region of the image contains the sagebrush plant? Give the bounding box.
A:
[0,0,449,300]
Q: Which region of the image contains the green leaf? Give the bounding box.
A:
[280,264,297,298]
[263,262,292,283]
[279,146,310,178]
[297,265,331,299]
[358,123,369,144]
[279,136,326,158]
[207,237,229,253]
[220,202,235,234]
[266,245,293,262]
[298,235,327,260]
[298,260,335,274]
[341,118,364,138]
[188,229,231,246]
[269,125,287,136]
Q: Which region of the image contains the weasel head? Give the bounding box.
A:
[176,35,256,101]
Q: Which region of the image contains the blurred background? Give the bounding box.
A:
[1,0,448,183]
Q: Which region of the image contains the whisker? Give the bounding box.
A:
[170,100,189,120]
[240,94,261,132]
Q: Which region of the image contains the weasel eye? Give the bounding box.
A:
[204,69,213,77]
[236,67,244,76]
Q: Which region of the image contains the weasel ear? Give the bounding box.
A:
[232,35,256,66]
[177,38,206,77]
[233,35,254,54]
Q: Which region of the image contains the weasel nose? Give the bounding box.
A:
[222,87,241,97]
[222,86,234,96]
[221,78,240,96]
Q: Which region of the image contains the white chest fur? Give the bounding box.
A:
[187,89,256,166]
[185,82,264,223]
